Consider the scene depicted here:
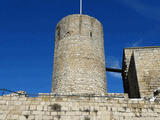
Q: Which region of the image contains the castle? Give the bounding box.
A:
[0,14,160,120]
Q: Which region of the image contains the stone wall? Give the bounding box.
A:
[0,94,160,120]
[52,14,106,95]
[127,55,140,98]
[122,47,160,98]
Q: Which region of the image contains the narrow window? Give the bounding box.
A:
[90,31,92,38]
[56,26,60,40]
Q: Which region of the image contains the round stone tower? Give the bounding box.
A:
[52,14,107,95]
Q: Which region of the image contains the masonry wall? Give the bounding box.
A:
[122,47,160,98]
[127,54,140,98]
[52,14,106,95]
[1,94,160,120]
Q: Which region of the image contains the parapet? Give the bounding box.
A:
[1,94,160,119]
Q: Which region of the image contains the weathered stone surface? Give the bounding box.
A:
[122,47,160,98]
[52,14,106,95]
[0,95,160,120]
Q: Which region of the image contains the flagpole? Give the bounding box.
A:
[80,0,82,14]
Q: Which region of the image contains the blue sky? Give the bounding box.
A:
[0,0,160,94]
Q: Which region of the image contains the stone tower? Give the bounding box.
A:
[52,14,106,95]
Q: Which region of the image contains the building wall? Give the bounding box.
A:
[0,95,160,120]
[123,47,160,98]
[127,54,140,98]
[52,14,106,95]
